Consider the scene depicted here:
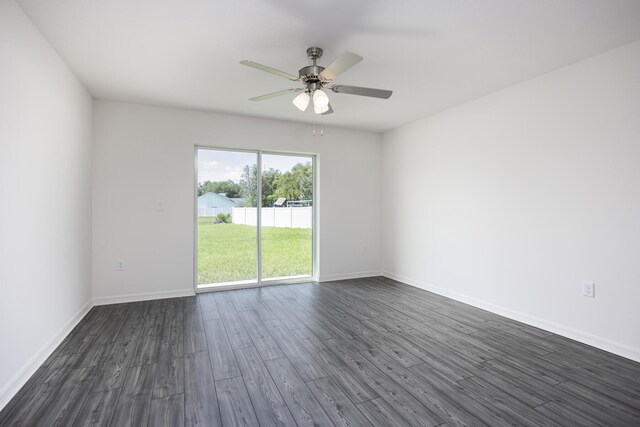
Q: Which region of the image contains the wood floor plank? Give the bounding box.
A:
[456,376,559,427]
[481,351,567,386]
[472,362,552,408]
[130,300,166,366]
[183,297,207,354]
[218,309,254,349]
[408,324,499,363]
[91,310,147,392]
[183,351,222,427]
[153,357,184,399]
[264,357,334,426]
[534,400,603,426]
[409,363,542,427]
[234,347,297,427]
[212,290,239,317]
[240,309,285,360]
[0,366,72,426]
[554,380,640,424]
[0,364,51,425]
[480,358,558,400]
[307,376,373,427]
[264,319,328,381]
[199,293,221,321]
[379,330,480,381]
[363,331,423,368]
[290,327,379,404]
[75,305,130,368]
[34,366,98,427]
[422,309,478,335]
[357,398,413,427]
[325,338,443,427]
[72,388,121,427]
[543,334,640,375]
[203,318,241,380]
[262,295,313,331]
[159,298,184,361]
[216,376,260,427]
[109,363,157,427]
[148,394,185,427]
[360,347,484,427]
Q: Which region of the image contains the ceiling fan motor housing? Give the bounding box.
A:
[300,47,327,89]
[299,65,325,84]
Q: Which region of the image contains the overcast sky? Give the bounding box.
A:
[197,149,312,184]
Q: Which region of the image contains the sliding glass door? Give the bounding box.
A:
[261,154,314,282]
[195,148,315,290]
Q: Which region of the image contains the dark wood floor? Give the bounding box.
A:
[2,277,640,426]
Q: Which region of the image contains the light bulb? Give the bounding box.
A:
[314,102,329,114]
[292,92,310,111]
[313,89,329,109]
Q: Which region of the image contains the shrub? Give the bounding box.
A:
[214,213,232,224]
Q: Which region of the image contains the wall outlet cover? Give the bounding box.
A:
[583,282,595,298]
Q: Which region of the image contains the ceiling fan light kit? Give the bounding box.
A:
[241,46,392,116]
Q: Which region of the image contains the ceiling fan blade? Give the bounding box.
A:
[240,60,299,81]
[319,52,363,81]
[249,88,301,101]
[331,85,393,99]
[321,103,334,115]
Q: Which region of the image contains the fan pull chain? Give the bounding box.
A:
[312,117,324,137]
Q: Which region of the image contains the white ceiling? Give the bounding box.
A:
[17,0,640,132]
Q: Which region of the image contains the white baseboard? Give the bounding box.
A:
[382,271,640,363]
[319,271,381,282]
[0,299,93,412]
[92,288,196,306]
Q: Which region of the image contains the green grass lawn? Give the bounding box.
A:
[197,219,312,284]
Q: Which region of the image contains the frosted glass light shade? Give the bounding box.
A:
[313,89,329,109]
[292,92,310,111]
[314,102,330,114]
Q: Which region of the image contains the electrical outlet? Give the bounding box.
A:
[583,282,595,298]
[155,200,165,212]
[116,259,125,271]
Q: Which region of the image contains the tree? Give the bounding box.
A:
[239,164,282,207]
[274,162,313,202]
[197,180,242,197]
[238,162,312,207]
[262,168,281,206]
[239,164,257,207]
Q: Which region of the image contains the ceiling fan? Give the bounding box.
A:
[240,47,393,115]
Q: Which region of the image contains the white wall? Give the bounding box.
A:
[92,100,382,302]
[382,40,640,362]
[0,0,93,408]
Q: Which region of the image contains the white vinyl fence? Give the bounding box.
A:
[232,207,312,229]
[198,207,234,217]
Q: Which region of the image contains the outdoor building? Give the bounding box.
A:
[197,192,243,216]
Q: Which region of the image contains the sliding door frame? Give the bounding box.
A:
[193,145,318,293]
